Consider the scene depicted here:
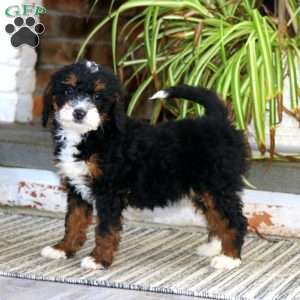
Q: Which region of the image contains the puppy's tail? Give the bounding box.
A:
[149,84,227,120]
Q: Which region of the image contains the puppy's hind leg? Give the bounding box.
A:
[193,191,247,270]
[41,191,93,259]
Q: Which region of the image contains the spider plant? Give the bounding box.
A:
[78,0,300,159]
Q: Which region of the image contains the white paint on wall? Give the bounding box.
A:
[0,167,66,212]
[0,0,38,123]
[0,94,18,123]
[0,167,300,237]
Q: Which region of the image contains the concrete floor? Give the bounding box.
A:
[0,276,203,300]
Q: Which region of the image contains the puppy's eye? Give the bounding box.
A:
[65,87,74,96]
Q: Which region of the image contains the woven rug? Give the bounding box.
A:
[0,212,300,300]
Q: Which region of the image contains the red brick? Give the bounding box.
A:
[87,16,130,44]
[40,13,56,37]
[38,38,115,66]
[84,0,124,15]
[87,0,140,17]
[32,95,43,118]
[57,15,87,38]
[43,0,143,18]
[85,43,113,66]
[38,38,81,66]
[52,15,111,41]
[43,0,89,14]
[35,68,56,93]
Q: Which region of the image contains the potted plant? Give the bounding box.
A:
[78,0,300,159]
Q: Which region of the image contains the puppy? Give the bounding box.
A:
[41,60,249,271]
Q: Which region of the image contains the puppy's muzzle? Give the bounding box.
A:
[73,108,87,121]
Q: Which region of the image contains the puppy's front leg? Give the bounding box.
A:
[41,191,93,259]
[81,196,123,270]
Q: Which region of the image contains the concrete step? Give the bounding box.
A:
[0,123,54,171]
[0,123,299,194]
[249,160,300,194]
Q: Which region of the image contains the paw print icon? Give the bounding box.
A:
[5,16,45,48]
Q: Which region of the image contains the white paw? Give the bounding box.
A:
[210,255,241,270]
[41,246,66,259]
[81,256,102,270]
[196,237,222,257]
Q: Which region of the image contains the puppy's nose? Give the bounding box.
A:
[73,109,87,121]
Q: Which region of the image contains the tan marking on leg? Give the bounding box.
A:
[193,192,239,258]
[90,218,122,268]
[54,195,93,257]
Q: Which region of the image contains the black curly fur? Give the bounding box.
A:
[43,61,249,268]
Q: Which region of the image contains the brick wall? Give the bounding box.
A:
[33,0,126,119]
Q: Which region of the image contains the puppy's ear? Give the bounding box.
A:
[42,82,54,127]
[113,93,126,132]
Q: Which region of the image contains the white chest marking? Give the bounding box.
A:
[56,130,95,203]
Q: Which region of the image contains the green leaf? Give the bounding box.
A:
[287,48,299,111]
[80,1,300,158]
[127,57,177,115]
[252,10,274,99]
[247,35,266,154]
[231,50,246,129]
[77,12,117,61]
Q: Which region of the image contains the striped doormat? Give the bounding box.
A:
[0,212,300,300]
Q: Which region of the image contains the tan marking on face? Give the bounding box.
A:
[193,192,239,258]
[94,80,106,92]
[86,154,103,178]
[62,73,78,87]
[90,217,122,268]
[53,195,93,257]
